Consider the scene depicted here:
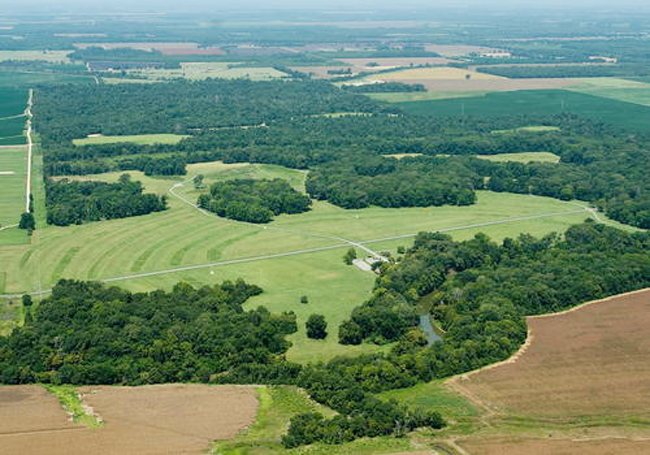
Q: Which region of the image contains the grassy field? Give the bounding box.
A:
[0,50,71,63]
[476,152,560,163]
[567,77,650,107]
[367,91,489,102]
[492,125,560,134]
[365,67,503,81]
[397,89,650,132]
[72,133,190,146]
[0,71,95,87]
[0,146,27,228]
[213,385,416,455]
[122,62,288,82]
[0,160,618,362]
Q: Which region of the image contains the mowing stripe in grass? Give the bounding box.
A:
[50,247,81,283]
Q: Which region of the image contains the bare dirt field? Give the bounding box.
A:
[459,436,650,455]
[0,385,78,434]
[73,42,225,55]
[424,44,503,57]
[0,384,258,455]
[456,289,650,418]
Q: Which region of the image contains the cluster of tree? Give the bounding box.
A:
[45,174,167,226]
[340,221,650,346]
[0,279,300,384]
[343,82,426,93]
[306,156,479,209]
[197,178,311,223]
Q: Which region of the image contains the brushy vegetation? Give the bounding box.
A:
[42,384,103,428]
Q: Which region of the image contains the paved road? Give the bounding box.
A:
[24,89,33,213]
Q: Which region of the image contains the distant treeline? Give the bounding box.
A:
[343,82,426,93]
[476,63,650,78]
[45,174,167,226]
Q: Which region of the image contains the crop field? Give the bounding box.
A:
[0,71,95,87]
[0,50,70,63]
[457,289,650,420]
[358,67,577,92]
[0,384,257,455]
[475,152,560,163]
[0,146,27,228]
[73,42,225,55]
[72,133,190,146]
[458,437,650,455]
[123,62,288,81]
[0,160,611,362]
[367,91,490,102]
[397,89,650,132]
[567,77,650,106]
[0,86,26,145]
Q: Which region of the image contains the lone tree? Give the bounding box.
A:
[193,174,204,189]
[343,247,357,265]
[22,294,33,307]
[306,314,327,339]
[300,295,309,304]
[19,212,35,231]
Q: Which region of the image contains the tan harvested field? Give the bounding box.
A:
[459,436,650,455]
[0,384,257,455]
[73,42,225,55]
[359,66,580,92]
[457,289,650,419]
[424,44,504,57]
[0,385,78,434]
[339,57,452,69]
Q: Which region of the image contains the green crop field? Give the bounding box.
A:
[397,89,650,132]
[0,146,27,228]
[567,77,650,107]
[0,71,95,87]
[476,152,560,163]
[72,133,190,146]
[0,159,617,362]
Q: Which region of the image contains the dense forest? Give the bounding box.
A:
[0,279,292,384]
[45,174,167,226]
[197,179,311,223]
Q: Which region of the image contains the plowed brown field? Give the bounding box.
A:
[0,384,257,455]
[457,289,650,418]
[459,436,650,455]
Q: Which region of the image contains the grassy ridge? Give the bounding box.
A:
[397,89,650,132]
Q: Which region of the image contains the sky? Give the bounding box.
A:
[3,0,650,12]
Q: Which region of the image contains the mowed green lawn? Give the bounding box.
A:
[72,133,190,146]
[397,89,650,132]
[0,161,613,362]
[0,146,27,227]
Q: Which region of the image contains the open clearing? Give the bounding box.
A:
[456,289,650,419]
[123,62,288,81]
[72,133,190,146]
[0,384,257,455]
[398,89,650,132]
[73,42,225,55]
[0,146,27,227]
[476,152,560,163]
[0,50,71,63]
[0,160,617,362]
